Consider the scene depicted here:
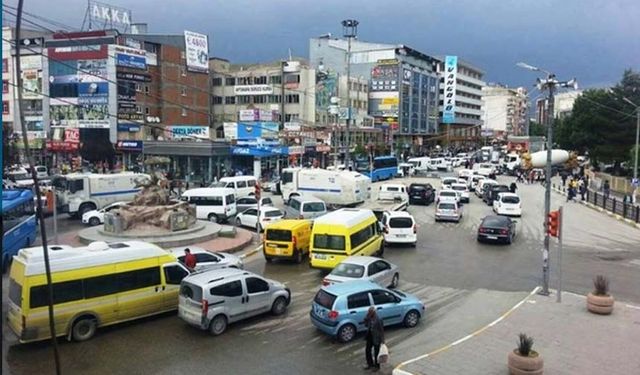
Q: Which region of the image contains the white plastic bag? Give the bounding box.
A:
[378,343,389,364]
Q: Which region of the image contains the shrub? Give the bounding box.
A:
[517,333,534,356]
[593,275,610,296]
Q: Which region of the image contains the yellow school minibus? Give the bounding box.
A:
[309,208,384,269]
[7,241,191,343]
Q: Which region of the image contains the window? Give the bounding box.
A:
[195,253,218,263]
[181,66,186,76]
[225,96,236,104]
[180,282,202,300]
[314,289,337,309]
[254,76,267,84]
[144,85,150,94]
[212,77,222,86]
[238,95,251,104]
[226,77,236,86]
[247,179,256,187]
[85,274,119,299]
[236,180,247,188]
[285,94,300,103]
[371,290,397,305]
[313,234,345,251]
[285,113,299,122]
[212,96,223,105]
[332,263,365,278]
[266,229,292,241]
[136,105,143,113]
[269,75,281,84]
[2,80,8,93]
[2,101,9,115]
[9,279,22,305]
[243,208,258,216]
[164,265,189,285]
[253,95,267,104]
[135,83,142,92]
[347,292,371,309]
[181,87,187,96]
[2,58,8,72]
[245,277,269,294]
[350,223,375,249]
[190,195,223,206]
[289,199,301,210]
[145,107,150,115]
[225,194,235,204]
[302,202,325,212]
[117,267,161,292]
[389,217,413,228]
[268,95,281,103]
[30,280,84,308]
[181,108,187,117]
[210,280,243,297]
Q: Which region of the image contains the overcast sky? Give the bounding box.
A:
[11,0,640,89]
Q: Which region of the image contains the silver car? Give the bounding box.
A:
[235,196,274,213]
[168,246,244,271]
[322,256,400,289]
[178,268,291,335]
[435,201,462,222]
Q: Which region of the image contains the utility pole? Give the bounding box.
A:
[342,19,358,170]
[517,62,577,296]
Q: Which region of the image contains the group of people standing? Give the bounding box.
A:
[563,173,588,202]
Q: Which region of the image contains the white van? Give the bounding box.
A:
[181,188,237,223]
[211,176,257,198]
[285,195,328,220]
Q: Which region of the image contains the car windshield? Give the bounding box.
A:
[483,217,508,227]
[330,263,365,278]
[314,289,337,309]
[443,178,456,184]
[209,181,227,188]
[389,217,413,228]
[502,196,520,204]
[314,234,345,250]
[303,202,325,212]
[264,210,282,218]
[451,185,466,191]
[266,229,292,241]
[439,203,456,210]
[440,191,456,197]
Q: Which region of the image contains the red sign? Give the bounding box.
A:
[316,145,331,153]
[46,140,80,152]
[48,45,108,60]
[65,128,80,142]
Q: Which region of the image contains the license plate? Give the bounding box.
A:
[267,244,277,248]
[314,254,327,260]
[275,248,281,255]
[397,234,406,238]
[486,235,498,240]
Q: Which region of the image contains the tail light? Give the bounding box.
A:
[201,299,209,316]
[413,224,417,234]
[328,310,339,320]
[500,229,508,235]
[479,227,486,233]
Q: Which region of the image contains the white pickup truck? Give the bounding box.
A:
[359,183,409,220]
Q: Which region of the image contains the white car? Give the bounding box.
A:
[440,177,459,190]
[467,174,486,191]
[168,246,243,271]
[82,201,128,226]
[382,211,417,246]
[235,206,285,232]
[476,179,497,197]
[458,169,474,181]
[493,193,522,217]
[435,201,462,222]
[437,189,460,204]
[322,256,400,288]
[450,183,470,203]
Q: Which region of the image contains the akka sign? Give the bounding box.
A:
[89,1,132,29]
[184,30,209,73]
[442,55,458,124]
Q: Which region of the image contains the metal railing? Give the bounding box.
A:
[553,183,640,223]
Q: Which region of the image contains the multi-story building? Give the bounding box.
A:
[536,90,583,124]
[482,85,529,137]
[437,56,485,145]
[3,27,15,141]
[310,36,440,155]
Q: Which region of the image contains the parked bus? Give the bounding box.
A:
[2,189,37,273]
[356,156,398,182]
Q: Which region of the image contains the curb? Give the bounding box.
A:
[240,245,263,260]
[393,286,541,375]
[215,228,255,254]
[551,187,640,230]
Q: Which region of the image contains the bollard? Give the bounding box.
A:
[612,198,617,214]
[623,202,628,219]
[603,194,607,209]
[636,205,640,223]
[594,192,598,206]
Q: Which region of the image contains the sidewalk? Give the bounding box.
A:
[394,291,640,375]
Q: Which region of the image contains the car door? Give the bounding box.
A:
[367,261,386,286]
[370,289,404,326]
[209,280,246,323]
[161,263,190,310]
[493,195,500,211]
[241,209,258,227]
[194,252,222,271]
[244,276,272,318]
[374,260,394,287]
[346,292,373,331]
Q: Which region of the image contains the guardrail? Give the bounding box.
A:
[553,183,640,223]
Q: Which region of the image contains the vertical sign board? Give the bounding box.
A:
[184,31,209,73]
[442,55,457,124]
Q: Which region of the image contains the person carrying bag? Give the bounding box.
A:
[363,307,385,371]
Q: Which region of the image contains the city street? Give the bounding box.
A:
[4,173,640,375]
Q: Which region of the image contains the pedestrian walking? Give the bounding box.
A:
[603,180,611,199]
[363,306,385,371]
[510,181,518,194]
[579,179,586,201]
[184,248,197,271]
[561,171,568,187]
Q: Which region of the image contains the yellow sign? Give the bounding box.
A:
[382,98,399,105]
[377,59,398,65]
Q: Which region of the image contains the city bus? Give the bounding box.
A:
[2,189,37,273]
[356,156,398,182]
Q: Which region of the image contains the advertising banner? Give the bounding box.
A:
[239,109,258,122]
[115,140,143,152]
[117,123,141,132]
[370,64,399,92]
[223,122,237,140]
[234,85,273,96]
[369,91,399,117]
[77,59,108,81]
[116,71,151,82]
[237,122,279,140]
[50,102,110,128]
[89,1,132,31]
[22,69,42,99]
[442,55,458,124]
[78,82,109,104]
[118,113,144,121]
[284,122,301,131]
[167,125,210,140]
[184,30,209,73]
[48,45,108,60]
[112,45,146,70]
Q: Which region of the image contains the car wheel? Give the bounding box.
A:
[89,217,101,227]
[294,250,303,264]
[78,203,96,218]
[506,233,513,245]
[208,213,219,223]
[337,323,357,343]
[209,314,227,336]
[390,273,399,288]
[403,310,420,328]
[271,296,288,316]
[72,316,97,342]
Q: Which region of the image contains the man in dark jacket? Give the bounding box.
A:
[363,307,385,371]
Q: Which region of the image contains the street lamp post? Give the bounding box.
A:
[517,62,577,296]
[342,19,358,170]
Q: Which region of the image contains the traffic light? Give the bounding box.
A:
[255,182,261,201]
[548,210,560,237]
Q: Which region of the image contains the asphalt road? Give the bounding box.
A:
[4,172,640,375]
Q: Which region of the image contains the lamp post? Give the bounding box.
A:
[342,19,358,170]
[517,62,577,296]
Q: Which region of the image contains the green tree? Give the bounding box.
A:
[528,121,545,136]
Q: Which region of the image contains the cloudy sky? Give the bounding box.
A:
[10,0,640,89]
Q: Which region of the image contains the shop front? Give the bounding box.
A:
[230,145,289,180]
[115,140,144,171]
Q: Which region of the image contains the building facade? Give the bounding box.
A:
[482,85,529,137]
[437,56,485,144]
[536,90,583,124]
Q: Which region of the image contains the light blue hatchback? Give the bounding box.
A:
[309,280,425,343]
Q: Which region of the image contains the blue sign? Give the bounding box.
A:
[118,123,141,132]
[116,53,146,70]
[78,82,109,104]
[442,55,458,124]
[231,145,288,157]
[237,122,279,140]
[116,140,143,152]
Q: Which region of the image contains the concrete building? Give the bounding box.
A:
[482,85,529,137]
[536,90,582,123]
[310,36,440,154]
[437,56,485,144]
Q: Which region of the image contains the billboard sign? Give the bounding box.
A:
[369,91,399,117]
[22,69,42,99]
[184,30,209,73]
[442,55,457,124]
[117,123,141,132]
[167,125,210,140]
[234,85,273,96]
[117,113,144,121]
[237,122,279,140]
[115,140,143,151]
[77,59,107,81]
[78,82,109,104]
[112,45,146,70]
[89,1,132,30]
[116,71,151,82]
[370,64,399,92]
[50,101,110,128]
[223,122,238,140]
[239,109,258,122]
